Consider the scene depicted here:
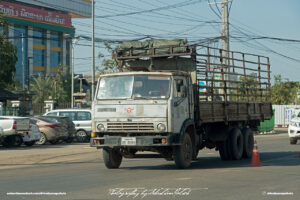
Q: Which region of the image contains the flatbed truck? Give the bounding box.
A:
[90,40,272,169]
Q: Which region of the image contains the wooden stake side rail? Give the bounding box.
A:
[198,102,272,124]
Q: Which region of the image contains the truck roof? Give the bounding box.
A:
[98,71,190,78]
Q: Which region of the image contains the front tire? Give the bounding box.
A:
[174,133,193,169]
[76,130,87,142]
[36,133,47,145]
[103,148,123,169]
[290,138,297,145]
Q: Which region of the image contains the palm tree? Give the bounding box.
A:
[30,74,53,113]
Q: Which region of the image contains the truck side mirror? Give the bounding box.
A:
[181,86,187,98]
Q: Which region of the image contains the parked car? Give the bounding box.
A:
[0,116,30,147]
[22,119,41,146]
[32,117,69,145]
[288,112,300,144]
[38,116,75,143]
[44,109,92,142]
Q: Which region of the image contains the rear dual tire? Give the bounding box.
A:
[219,128,250,160]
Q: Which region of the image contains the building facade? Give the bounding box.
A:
[0,0,91,88]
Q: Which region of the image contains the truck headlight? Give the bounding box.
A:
[157,123,166,132]
[97,123,105,131]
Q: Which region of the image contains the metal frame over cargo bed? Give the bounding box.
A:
[113,43,272,124]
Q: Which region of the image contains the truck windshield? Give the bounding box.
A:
[97,75,171,99]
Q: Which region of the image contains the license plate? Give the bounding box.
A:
[121,137,136,146]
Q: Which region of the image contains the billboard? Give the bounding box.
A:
[0,1,72,27]
[15,0,91,18]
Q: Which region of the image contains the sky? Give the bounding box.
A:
[72,0,300,82]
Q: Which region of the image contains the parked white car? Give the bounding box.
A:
[288,112,300,144]
[44,109,92,142]
[0,116,40,147]
[0,116,30,147]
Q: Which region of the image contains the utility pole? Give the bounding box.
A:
[208,0,231,100]
[91,0,95,102]
[221,0,229,66]
[221,0,230,101]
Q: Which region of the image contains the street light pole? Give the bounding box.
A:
[71,38,79,108]
[91,0,95,102]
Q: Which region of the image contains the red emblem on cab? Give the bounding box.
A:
[126,107,132,113]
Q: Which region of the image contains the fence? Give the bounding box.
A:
[32,102,72,115]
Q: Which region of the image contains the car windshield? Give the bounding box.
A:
[97,75,171,99]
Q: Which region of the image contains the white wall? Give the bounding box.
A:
[273,105,300,127]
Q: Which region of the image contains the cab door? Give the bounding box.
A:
[172,77,189,133]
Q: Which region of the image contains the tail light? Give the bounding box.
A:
[66,125,69,128]
[46,124,57,128]
[12,121,17,130]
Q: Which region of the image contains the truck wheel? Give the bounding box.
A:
[24,141,35,146]
[290,138,297,145]
[229,128,244,160]
[242,128,254,158]
[103,148,123,169]
[76,130,87,143]
[174,133,193,169]
[218,138,231,160]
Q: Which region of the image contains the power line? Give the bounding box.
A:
[95,0,205,18]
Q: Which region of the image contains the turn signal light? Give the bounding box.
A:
[162,138,167,144]
[91,132,96,138]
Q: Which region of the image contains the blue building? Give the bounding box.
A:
[0,0,91,88]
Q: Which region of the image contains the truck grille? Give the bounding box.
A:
[107,122,154,132]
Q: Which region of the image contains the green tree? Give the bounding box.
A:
[30,74,53,104]
[96,43,119,75]
[234,73,260,101]
[271,75,300,105]
[51,64,71,103]
[0,13,18,89]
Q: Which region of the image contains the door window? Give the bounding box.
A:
[77,112,91,121]
[59,112,76,121]
[173,79,186,98]
[46,112,57,116]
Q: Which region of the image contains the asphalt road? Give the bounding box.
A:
[0,132,299,200]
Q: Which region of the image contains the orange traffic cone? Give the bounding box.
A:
[250,140,262,167]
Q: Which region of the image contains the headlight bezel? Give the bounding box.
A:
[157,123,166,132]
[97,123,105,132]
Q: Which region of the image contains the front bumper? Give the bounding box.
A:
[288,126,300,139]
[90,135,179,148]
